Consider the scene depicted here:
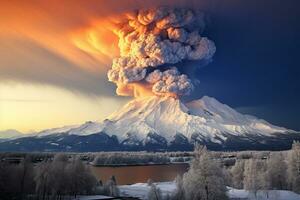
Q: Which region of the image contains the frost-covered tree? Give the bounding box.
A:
[35,161,51,200]
[148,183,162,200]
[266,152,287,190]
[231,160,245,189]
[0,157,35,200]
[287,141,300,193]
[17,156,35,199]
[49,154,69,198]
[35,154,97,199]
[243,159,267,198]
[0,162,14,200]
[67,158,97,197]
[183,146,228,200]
[222,167,232,187]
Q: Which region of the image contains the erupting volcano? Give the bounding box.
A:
[1,95,298,151]
[1,7,299,152]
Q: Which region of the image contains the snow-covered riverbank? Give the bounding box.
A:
[119,182,176,199]
[118,182,300,200]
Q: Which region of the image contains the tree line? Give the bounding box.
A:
[2,142,300,200]
[230,141,300,196]
[92,152,170,165]
[0,154,99,200]
[147,141,300,200]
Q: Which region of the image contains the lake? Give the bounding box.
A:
[90,163,189,185]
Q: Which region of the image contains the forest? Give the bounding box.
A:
[1,142,300,200]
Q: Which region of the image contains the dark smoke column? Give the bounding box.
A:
[107,7,216,98]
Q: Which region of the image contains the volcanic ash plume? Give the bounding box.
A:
[107,7,216,98]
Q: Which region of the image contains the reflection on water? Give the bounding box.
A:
[90,163,189,185]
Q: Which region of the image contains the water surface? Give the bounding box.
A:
[90,163,189,185]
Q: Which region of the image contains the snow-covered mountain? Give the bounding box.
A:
[0,129,39,142]
[0,96,299,151]
[37,124,79,137]
[99,96,289,143]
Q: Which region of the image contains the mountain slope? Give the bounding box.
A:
[0,129,23,139]
[0,129,25,142]
[100,96,289,144]
[37,124,79,137]
[0,96,298,151]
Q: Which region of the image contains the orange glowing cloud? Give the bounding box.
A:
[0,0,207,69]
[116,83,154,98]
[0,1,124,73]
[71,19,120,65]
[0,0,211,96]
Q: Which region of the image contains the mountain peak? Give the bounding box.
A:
[108,95,188,120]
[31,95,289,143]
[100,95,289,143]
[1,95,298,151]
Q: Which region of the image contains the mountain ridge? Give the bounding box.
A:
[98,95,290,143]
[0,96,298,151]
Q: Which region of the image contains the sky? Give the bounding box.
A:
[0,0,299,133]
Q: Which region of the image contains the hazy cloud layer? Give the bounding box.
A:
[0,36,115,96]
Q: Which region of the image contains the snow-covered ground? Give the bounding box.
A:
[228,187,300,200]
[118,182,300,200]
[119,182,176,199]
[73,195,113,200]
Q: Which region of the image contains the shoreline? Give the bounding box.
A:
[89,162,189,167]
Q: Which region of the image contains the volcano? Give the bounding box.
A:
[101,96,288,141]
[1,96,299,152]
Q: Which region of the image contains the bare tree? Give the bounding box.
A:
[147,178,154,186]
[148,183,162,200]
[103,176,119,197]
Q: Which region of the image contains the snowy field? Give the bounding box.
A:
[119,182,176,199]
[118,182,300,200]
[228,187,300,200]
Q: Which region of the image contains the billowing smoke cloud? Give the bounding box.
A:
[146,68,193,96]
[107,7,216,98]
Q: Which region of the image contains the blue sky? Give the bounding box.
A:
[192,0,300,130]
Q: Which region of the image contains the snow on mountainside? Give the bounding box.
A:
[61,96,290,144]
[68,121,103,136]
[37,124,79,137]
[99,96,288,143]
[1,96,298,151]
